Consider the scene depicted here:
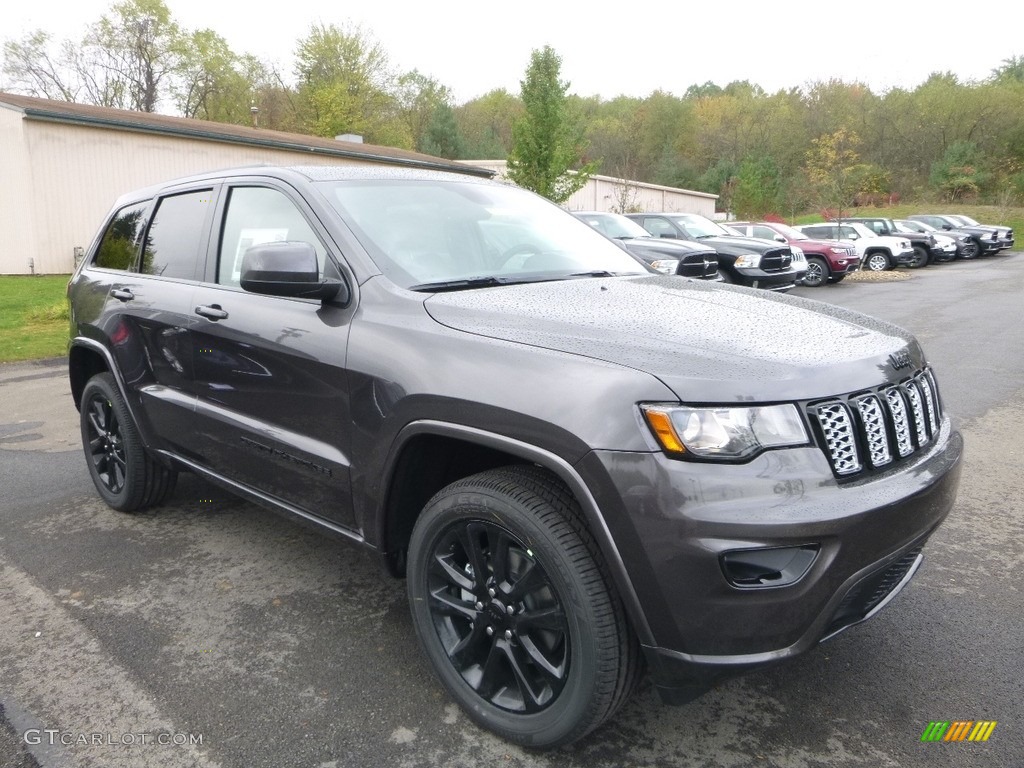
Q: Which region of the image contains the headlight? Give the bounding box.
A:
[649,259,680,274]
[733,253,761,269]
[829,246,847,254]
[641,403,809,460]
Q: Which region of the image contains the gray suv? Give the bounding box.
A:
[67,165,963,749]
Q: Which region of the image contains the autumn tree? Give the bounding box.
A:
[506,46,595,203]
[804,128,862,220]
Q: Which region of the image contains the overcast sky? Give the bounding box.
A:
[2,0,1021,104]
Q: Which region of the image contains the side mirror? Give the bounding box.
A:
[775,235,786,243]
[240,241,348,302]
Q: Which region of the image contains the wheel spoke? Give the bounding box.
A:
[475,636,506,700]
[490,530,513,586]
[502,641,550,711]
[430,552,474,592]
[455,523,489,589]
[505,559,547,602]
[448,620,488,668]
[517,634,566,687]
[428,586,477,622]
[515,604,567,633]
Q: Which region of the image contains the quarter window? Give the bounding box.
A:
[93,202,148,271]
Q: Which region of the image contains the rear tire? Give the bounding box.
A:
[80,372,177,512]
[407,465,641,748]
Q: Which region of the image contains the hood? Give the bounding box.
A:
[424,275,922,403]
[693,235,786,256]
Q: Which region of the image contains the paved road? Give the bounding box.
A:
[2,254,1022,768]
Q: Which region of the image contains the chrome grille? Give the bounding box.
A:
[855,395,892,467]
[886,388,914,457]
[815,403,861,475]
[811,368,942,479]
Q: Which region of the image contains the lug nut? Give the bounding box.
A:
[488,588,496,597]
[486,626,494,636]
[475,602,483,611]
[506,606,515,615]
[504,630,513,641]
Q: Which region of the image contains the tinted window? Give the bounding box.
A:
[218,186,327,287]
[141,190,213,280]
[93,202,148,271]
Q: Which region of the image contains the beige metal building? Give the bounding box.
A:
[0,93,491,275]
[461,161,718,218]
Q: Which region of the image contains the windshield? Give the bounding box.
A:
[575,212,652,239]
[318,179,649,290]
[899,219,933,233]
[946,215,973,226]
[768,222,808,240]
[668,214,732,238]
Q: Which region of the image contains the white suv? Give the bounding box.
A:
[796,222,915,272]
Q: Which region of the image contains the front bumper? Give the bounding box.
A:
[892,248,918,266]
[580,417,963,701]
[731,267,798,291]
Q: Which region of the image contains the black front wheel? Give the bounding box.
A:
[80,372,177,512]
[907,245,930,269]
[407,466,640,748]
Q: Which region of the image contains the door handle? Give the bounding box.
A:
[111,288,135,302]
[195,304,229,320]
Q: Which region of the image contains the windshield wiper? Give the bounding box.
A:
[409,275,563,292]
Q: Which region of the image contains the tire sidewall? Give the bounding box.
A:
[407,487,604,748]
[80,373,141,510]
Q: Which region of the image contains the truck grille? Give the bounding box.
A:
[809,369,942,478]
[760,247,793,272]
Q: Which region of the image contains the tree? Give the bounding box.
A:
[2,30,79,101]
[991,55,1024,84]
[732,154,782,218]
[293,22,405,145]
[930,141,987,201]
[419,102,464,158]
[394,70,453,152]
[84,0,183,112]
[455,89,521,159]
[506,46,595,203]
[804,128,862,220]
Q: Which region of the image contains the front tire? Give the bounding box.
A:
[864,252,891,272]
[802,257,828,287]
[407,466,640,748]
[80,372,177,512]
[907,245,930,269]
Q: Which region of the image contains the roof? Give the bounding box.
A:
[0,91,493,178]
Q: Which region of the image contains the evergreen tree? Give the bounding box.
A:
[506,46,595,203]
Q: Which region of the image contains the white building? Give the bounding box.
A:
[461,161,718,218]
[0,92,491,275]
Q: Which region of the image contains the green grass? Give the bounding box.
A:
[0,275,72,363]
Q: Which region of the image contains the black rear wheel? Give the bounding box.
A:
[80,372,177,512]
[407,466,641,748]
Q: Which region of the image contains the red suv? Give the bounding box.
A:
[729,221,860,287]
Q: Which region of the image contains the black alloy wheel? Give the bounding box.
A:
[802,257,828,287]
[80,372,176,512]
[959,241,980,259]
[407,466,640,748]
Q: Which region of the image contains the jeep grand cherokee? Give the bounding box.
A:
[67,165,963,749]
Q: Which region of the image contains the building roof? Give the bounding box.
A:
[0,91,493,178]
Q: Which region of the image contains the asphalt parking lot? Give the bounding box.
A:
[2,253,1022,767]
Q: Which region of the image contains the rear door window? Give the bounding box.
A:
[140,190,214,280]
